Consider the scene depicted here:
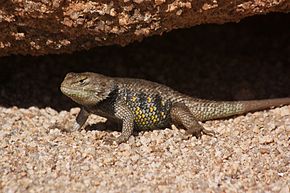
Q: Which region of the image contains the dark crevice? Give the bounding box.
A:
[0,13,289,111]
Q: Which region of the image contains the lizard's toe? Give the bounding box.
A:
[194,130,203,139]
[103,136,116,145]
[114,135,129,144]
[202,128,216,137]
[185,127,203,138]
[185,126,215,139]
[104,135,129,145]
[72,122,81,131]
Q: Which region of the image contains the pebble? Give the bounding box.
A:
[0,102,289,192]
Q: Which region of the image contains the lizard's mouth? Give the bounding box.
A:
[60,86,87,103]
[60,86,82,97]
[60,86,71,95]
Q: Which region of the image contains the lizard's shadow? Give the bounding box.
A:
[84,122,122,132]
[84,122,168,136]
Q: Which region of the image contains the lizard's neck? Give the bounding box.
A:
[86,86,120,114]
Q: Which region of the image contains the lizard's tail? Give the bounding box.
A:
[186,97,290,121]
[241,97,290,114]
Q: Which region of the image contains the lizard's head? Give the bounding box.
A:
[60,72,115,106]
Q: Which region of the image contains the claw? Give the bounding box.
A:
[202,128,216,137]
[73,122,81,131]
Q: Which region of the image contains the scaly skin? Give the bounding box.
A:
[60,72,290,144]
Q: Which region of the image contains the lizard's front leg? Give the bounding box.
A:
[72,107,90,131]
[170,103,215,138]
[105,102,134,144]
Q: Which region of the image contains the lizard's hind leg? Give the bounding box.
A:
[170,103,215,139]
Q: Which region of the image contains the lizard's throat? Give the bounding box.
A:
[61,86,104,106]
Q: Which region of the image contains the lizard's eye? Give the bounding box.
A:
[78,78,88,85]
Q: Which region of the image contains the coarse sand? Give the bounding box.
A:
[1,106,290,192]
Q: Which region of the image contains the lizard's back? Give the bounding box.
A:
[114,77,290,122]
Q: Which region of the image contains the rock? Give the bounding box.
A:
[0,0,289,56]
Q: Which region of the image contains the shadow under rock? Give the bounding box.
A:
[0,13,289,111]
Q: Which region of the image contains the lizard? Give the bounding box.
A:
[60,72,290,144]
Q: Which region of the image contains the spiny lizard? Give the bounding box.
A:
[60,72,290,144]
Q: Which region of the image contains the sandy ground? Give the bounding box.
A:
[0,14,289,192]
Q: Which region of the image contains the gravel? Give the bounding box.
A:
[0,14,289,192]
[1,106,289,192]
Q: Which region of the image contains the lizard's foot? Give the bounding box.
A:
[58,121,81,133]
[178,132,191,140]
[179,128,216,140]
[170,103,216,139]
[201,127,216,137]
[103,136,116,145]
[72,122,81,131]
[104,135,129,145]
[186,125,216,139]
[64,122,82,132]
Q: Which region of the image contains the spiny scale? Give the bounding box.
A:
[121,91,172,129]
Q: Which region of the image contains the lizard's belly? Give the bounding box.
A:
[125,94,172,129]
[133,108,171,129]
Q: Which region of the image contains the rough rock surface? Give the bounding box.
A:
[0,0,289,56]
